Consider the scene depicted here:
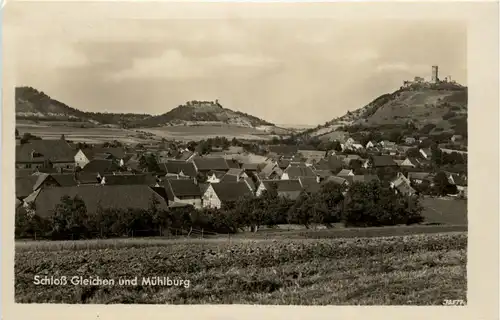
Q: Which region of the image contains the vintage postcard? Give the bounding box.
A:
[1,0,498,319]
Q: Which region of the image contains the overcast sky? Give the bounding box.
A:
[6,2,467,125]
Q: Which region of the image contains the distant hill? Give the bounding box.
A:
[302,81,467,139]
[15,87,283,133]
[130,100,275,129]
[16,87,151,126]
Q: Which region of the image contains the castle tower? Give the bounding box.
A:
[431,65,439,83]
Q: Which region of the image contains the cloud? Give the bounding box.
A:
[108,50,280,81]
[375,63,430,74]
[15,40,90,72]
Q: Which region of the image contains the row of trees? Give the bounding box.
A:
[16,181,425,240]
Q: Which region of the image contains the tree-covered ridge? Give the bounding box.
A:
[16,87,274,128]
[16,86,151,126]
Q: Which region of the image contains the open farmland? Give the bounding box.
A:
[421,198,467,225]
[17,122,276,143]
[141,125,275,141]
[16,122,157,144]
[15,232,467,305]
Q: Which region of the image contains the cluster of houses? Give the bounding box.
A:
[15,136,468,219]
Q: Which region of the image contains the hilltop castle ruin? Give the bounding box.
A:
[402,65,458,88]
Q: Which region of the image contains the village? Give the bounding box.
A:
[15,129,467,227]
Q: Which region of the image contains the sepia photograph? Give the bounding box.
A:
[1,0,498,317]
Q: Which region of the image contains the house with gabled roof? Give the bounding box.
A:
[396,157,420,168]
[221,168,248,183]
[176,150,196,162]
[343,154,362,166]
[337,169,355,179]
[15,173,62,200]
[206,171,227,184]
[16,140,76,170]
[281,165,316,180]
[313,169,335,181]
[259,161,283,180]
[80,159,121,175]
[75,147,126,169]
[370,155,398,168]
[24,185,169,218]
[164,179,203,209]
[101,173,158,187]
[407,172,433,184]
[161,161,197,178]
[299,177,321,194]
[202,181,254,209]
[347,174,381,184]
[314,156,344,173]
[447,172,467,198]
[256,179,303,200]
[321,176,349,187]
[192,156,230,173]
[390,172,416,196]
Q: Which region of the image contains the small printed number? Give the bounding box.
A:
[443,299,465,306]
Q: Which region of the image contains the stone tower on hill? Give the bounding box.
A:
[431,65,439,83]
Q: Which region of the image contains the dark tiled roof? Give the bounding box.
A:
[16,140,75,163]
[226,168,245,176]
[284,166,317,178]
[226,159,241,169]
[211,182,253,202]
[321,176,348,186]
[81,160,120,174]
[50,173,78,187]
[207,171,227,179]
[408,172,432,181]
[371,155,398,167]
[337,169,353,177]
[30,185,169,218]
[161,161,197,177]
[351,175,381,183]
[16,176,39,199]
[277,159,290,169]
[177,150,194,161]
[193,157,229,171]
[75,172,101,184]
[260,179,303,193]
[241,163,259,171]
[102,174,157,186]
[16,169,35,178]
[299,177,321,194]
[314,156,344,172]
[314,170,334,178]
[165,179,202,201]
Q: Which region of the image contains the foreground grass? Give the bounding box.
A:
[16,224,467,252]
[15,232,467,305]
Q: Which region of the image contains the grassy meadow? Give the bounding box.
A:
[15,232,467,305]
